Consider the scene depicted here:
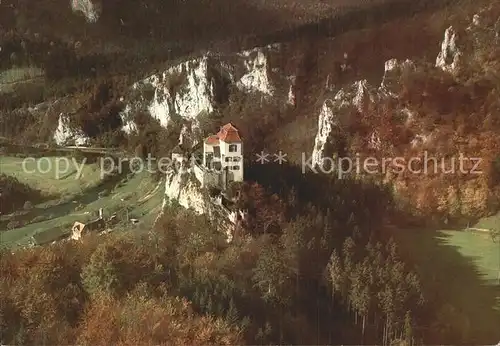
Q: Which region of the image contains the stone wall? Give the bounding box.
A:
[193,163,220,188]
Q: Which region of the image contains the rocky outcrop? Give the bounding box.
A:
[312,36,471,168]
[120,45,292,133]
[236,48,275,96]
[312,80,378,167]
[70,0,101,23]
[3,42,295,152]
[435,12,500,75]
[178,123,199,149]
[164,162,207,215]
[312,15,500,169]
[53,114,89,146]
[380,59,416,96]
[435,26,462,73]
[28,44,292,141]
[120,107,137,135]
[310,14,500,221]
[312,100,342,168]
[287,76,297,106]
[160,159,240,242]
[121,56,219,131]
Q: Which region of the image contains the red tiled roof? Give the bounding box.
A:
[221,123,238,131]
[205,123,242,145]
[220,130,242,143]
[205,135,219,145]
[217,123,242,143]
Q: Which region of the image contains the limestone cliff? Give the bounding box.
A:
[310,13,500,221]
[159,158,240,242]
[120,44,292,134]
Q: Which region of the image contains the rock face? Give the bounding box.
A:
[435,12,500,75]
[53,114,89,146]
[312,80,379,167]
[178,123,199,149]
[435,26,462,73]
[311,14,493,169]
[380,59,416,96]
[287,76,297,106]
[164,162,207,215]
[120,45,290,133]
[312,100,342,168]
[310,13,500,220]
[311,29,456,165]
[121,56,218,131]
[161,159,239,242]
[70,0,101,23]
[36,44,291,144]
[236,48,275,96]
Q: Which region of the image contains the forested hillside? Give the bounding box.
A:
[1,179,430,345]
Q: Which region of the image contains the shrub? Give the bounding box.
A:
[98,190,110,198]
[6,220,21,230]
[31,215,48,223]
[209,186,222,198]
[0,174,42,214]
[75,204,85,211]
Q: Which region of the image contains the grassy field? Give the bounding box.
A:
[0,171,163,248]
[0,67,44,83]
[0,153,164,248]
[390,226,500,343]
[0,67,44,94]
[436,230,499,283]
[1,156,103,196]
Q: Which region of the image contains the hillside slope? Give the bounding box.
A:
[0,0,446,46]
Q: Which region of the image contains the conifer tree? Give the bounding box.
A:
[226,298,239,325]
[404,310,413,346]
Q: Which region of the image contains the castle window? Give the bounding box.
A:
[232,165,240,170]
[229,144,238,152]
[225,157,231,162]
[233,157,241,162]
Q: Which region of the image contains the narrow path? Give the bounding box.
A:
[138,180,163,203]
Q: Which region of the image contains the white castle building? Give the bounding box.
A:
[202,122,244,185]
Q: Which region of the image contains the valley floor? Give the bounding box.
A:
[388,222,500,343]
[0,154,163,249]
